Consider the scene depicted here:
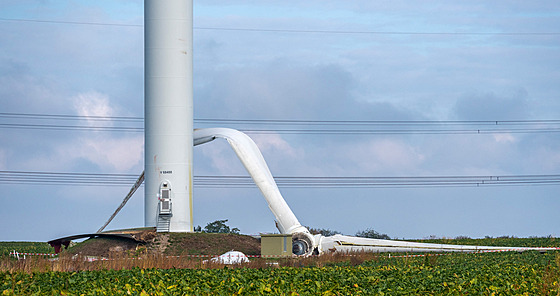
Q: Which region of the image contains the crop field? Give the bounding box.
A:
[418,236,560,248]
[1,238,559,295]
[0,242,52,258]
[0,250,559,295]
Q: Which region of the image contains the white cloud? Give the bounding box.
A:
[195,133,304,176]
[251,134,301,159]
[493,133,516,144]
[20,132,144,173]
[16,92,143,173]
[73,92,114,126]
[197,140,246,175]
[345,139,425,174]
[77,136,143,172]
[68,92,144,172]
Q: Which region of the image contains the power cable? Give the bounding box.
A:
[1,17,559,36]
[0,123,143,132]
[195,118,560,126]
[3,123,560,135]
[0,170,139,186]
[240,128,560,135]
[1,112,560,135]
[3,112,559,125]
[194,27,560,36]
[1,170,559,188]
[0,17,140,28]
[0,112,142,122]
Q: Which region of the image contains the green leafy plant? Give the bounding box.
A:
[355,228,391,239]
[203,219,240,234]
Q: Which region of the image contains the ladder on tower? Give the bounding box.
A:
[156,215,171,233]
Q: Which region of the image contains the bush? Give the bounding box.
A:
[355,228,390,240]
[307,227,341,237]
[203,219,240,234]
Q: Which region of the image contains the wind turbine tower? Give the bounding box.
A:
[144,0,194,232]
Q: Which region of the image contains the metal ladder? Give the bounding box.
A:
[156,215,171,233]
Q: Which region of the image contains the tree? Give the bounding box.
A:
[307,227,341,237]
[203,219,240,234]
[355,228,390,240]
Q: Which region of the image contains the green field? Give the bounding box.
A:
[1,238,559,295]
[1,251,559,294]
[0,242,53,258]
[417,236,560,248]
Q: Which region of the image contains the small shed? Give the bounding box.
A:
[261,234,292,257]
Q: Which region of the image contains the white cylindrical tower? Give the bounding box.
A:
[145,0,193,232]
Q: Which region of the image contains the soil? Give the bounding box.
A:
[63,229,261,257]
[65,236,141,257]
[165,232,260,256]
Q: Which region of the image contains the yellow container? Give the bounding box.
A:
[261,234,292,257]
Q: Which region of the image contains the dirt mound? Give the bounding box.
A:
[66,237,141,257]
[165,233,260,256]
[64,230,260,257]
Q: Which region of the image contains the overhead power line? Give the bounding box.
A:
[195,175,560,188]
[2,123,560,135]
[195,118,560,126]
[3,112,560,125]
[0,170,139,186]
[1,17,559,36]
[240,128,560,135]
[0,112,142,122]
[0,123,143,132]
[193,27,560,36]
[1,112,560,135]
[0,17,141,28]
[1,170,559,188]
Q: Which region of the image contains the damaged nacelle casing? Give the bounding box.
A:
[292,232,319,256]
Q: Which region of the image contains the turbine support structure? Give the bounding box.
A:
[144,0,194,232]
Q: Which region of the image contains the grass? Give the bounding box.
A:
[165,232,260,256]
[0,242,53,258]
[416,236,560,248]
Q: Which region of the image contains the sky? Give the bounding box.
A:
[0,0,559,241]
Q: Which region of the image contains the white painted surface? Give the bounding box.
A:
[194,128,310,236]
[145,0,194,232]
[318,234,556,253]
[210,251,250,264]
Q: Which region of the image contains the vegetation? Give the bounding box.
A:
[0,242,53,258]
[202,219,240,234]
[2,236,559,294]
[164,233,260,256]
[1,251,559,294]
[355,228,391,240]
[416,236,560,248]
[307,227,341,237]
